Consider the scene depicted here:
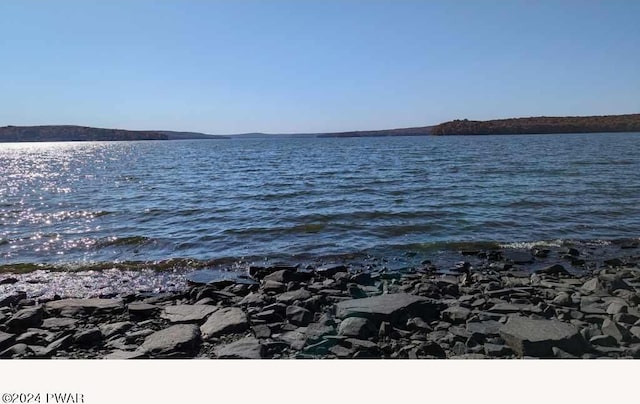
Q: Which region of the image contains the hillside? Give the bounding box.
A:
[316,126,433,138]
[0,125,168,142]
[431,114,640,135]
[156,131,230,140]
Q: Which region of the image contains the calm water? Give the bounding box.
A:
[1,133,640,268]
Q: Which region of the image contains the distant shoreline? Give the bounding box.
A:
[2,112,639,142]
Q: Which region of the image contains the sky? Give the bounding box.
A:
[0,1,639,134]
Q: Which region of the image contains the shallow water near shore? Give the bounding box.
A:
[1,133,640,293]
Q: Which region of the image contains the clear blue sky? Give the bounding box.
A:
[1,1,639,134]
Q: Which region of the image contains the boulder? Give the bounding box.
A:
[276,289,312,304]
[45,298,124,316]
[6,306,43,332]
[74,328,103,346]
[601,319,631,342]
[499,316,584,357]
[335,293,440,324]
[140,324,201,357]
[286,305,312,326]
[441,306,471,324]
[200,307,248,340]
[161,304,218,324]
[215,337,264,359]
[338,317,376,339]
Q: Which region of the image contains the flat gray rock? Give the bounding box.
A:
[500,316,584,357]
[338,317,376,339]
[215,337,264,359]
[276,289,312,304]
[99,321,134,338]
[45,298,124,316]
[141,324,201,357]
[466,320,503,336]
[161,304,218,323]
[200,307,248,340]
[41,317,78,330]
[335,293,438,324]
[104,350,147,359]
[441,306,471,324]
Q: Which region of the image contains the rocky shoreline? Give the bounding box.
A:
[1,241,639,359]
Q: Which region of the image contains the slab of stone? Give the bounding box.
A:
[161,304,218,324]
[74,328,103,346]
[200,307,248,340]
[484,343,513,357]
[338,317,376,339]
[215,337,264,359]
[278,329,308,350]
[127,302,158,317]
[466,320,503,336]
[100,322,134,339]
[500,316,584,357]
[335,293,439,324]
[45,298,124,316]
[6,307,43,332]
[41,317,78,330]
[442,306,471,324]
[285,305,312,326]
[140,324,201,357]
[276,289,312,304]
[103,350,148,359]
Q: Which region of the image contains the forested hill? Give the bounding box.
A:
[431,114,640,135]
[0,125,168,142]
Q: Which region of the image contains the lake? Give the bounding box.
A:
[1,133,640,271]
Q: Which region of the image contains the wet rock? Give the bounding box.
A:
[441,306,471,324]
[74,328,103,346]
[161,304,218,324]
[601,319,631,342]
[535,264,570,276]
[41,317,78,330]
[285,305,312,326]
[127,302,158,318]
[335,293,439,324]
[316,264,347,277]
[338,317,376,339]
[6,306,43,332]
[45,298,124,316]
[215,337,264,359]
[263,270,303,284]
[0,277,18,285]
[500,316,584,357]
[0,331,16,351]
[276,289,312,304]
[503,251,534,264]
[140,324,201,357]
[0,291,27,308]
[200,307,248,340]
[100,322,134,339]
